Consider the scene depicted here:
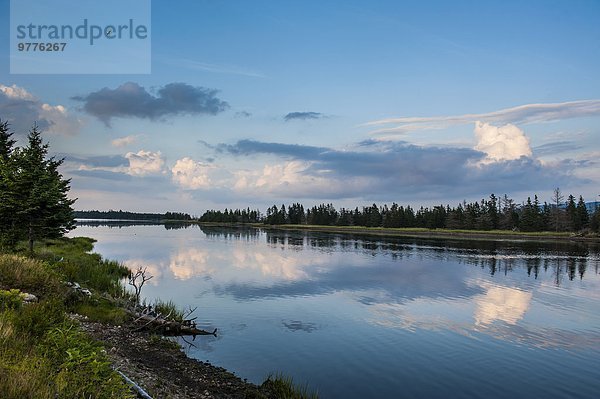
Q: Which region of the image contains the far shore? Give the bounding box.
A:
[195,222,600,244]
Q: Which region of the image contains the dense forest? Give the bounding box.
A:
[199,193,600,233]
[74,210,192,221]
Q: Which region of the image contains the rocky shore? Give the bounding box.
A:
[79,317,276,399]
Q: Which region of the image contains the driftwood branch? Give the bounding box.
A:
[126,306,217,337]
[126,266,216,336]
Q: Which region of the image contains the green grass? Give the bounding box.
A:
[0,274,133,397]
[151,298,185,322]
[0,254,62,297]
[262,373,319,399]
[74,298,130,325]
[35,237,131,298]
[0,240,136,398]
[0,289,24,311]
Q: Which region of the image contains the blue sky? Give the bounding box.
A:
[1,0,599,213]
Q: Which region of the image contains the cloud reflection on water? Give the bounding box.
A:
[474,285,532,326]
[92,226,600,349]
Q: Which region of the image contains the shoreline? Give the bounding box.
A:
[79,317,275,399]
[0,238,308,399]
[197,222,600,244]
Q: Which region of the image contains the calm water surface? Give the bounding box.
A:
[71,223,600,399]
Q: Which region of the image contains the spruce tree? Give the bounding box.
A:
[11,125,76,252]
[0,120,18,247]
[575,196,589,231]
[566,195,577,231]
[550,187,565,232]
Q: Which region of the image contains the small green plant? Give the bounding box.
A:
[0,305,133,398]
[42,323,134,398]
[262,373,319,399]
[0,289,24,311]
[11,298,66,338]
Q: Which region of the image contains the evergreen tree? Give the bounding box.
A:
[10,125,76,251]
[591,207,600,233]
[519,197,537,232]
[0,120,18,247]
[566,194,577,231]
[575,196,589,231]
[550,187,566,232]
[0,120,16,162]
[499,194,518,230]
[487,194,499,229]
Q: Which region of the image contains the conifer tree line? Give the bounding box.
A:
[0,120,75,251]
[201,193,600,233]
[73,210,192,221]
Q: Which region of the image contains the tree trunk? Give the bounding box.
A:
[28,224,34,253]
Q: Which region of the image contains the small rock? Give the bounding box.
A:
[21,293,38,303]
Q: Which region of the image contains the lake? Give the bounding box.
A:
[71,223,600,399]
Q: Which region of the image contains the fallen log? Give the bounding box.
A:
[125,308,217,337]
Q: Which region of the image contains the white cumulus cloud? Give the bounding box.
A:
[0,84,35,100]
[474,121,532,164]
[125,150,166,176]
[171,157,214,189]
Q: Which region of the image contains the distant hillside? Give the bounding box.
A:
[74,210,193,221]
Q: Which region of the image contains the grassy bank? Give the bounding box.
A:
[0,237,318,399]
[0,239,134,398]
[241,223,599,243]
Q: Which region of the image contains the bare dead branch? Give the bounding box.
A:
[128,266,154,305]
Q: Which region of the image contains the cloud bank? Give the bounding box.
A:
[219,135,581,200]
[73,82,229,125]
[62,123,590,205]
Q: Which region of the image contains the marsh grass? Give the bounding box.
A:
[151,298,185,321]
[262,373,319,399]
[0,254,62,297]
[35,237,130,298]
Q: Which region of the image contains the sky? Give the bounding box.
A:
[1,0,600,214]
